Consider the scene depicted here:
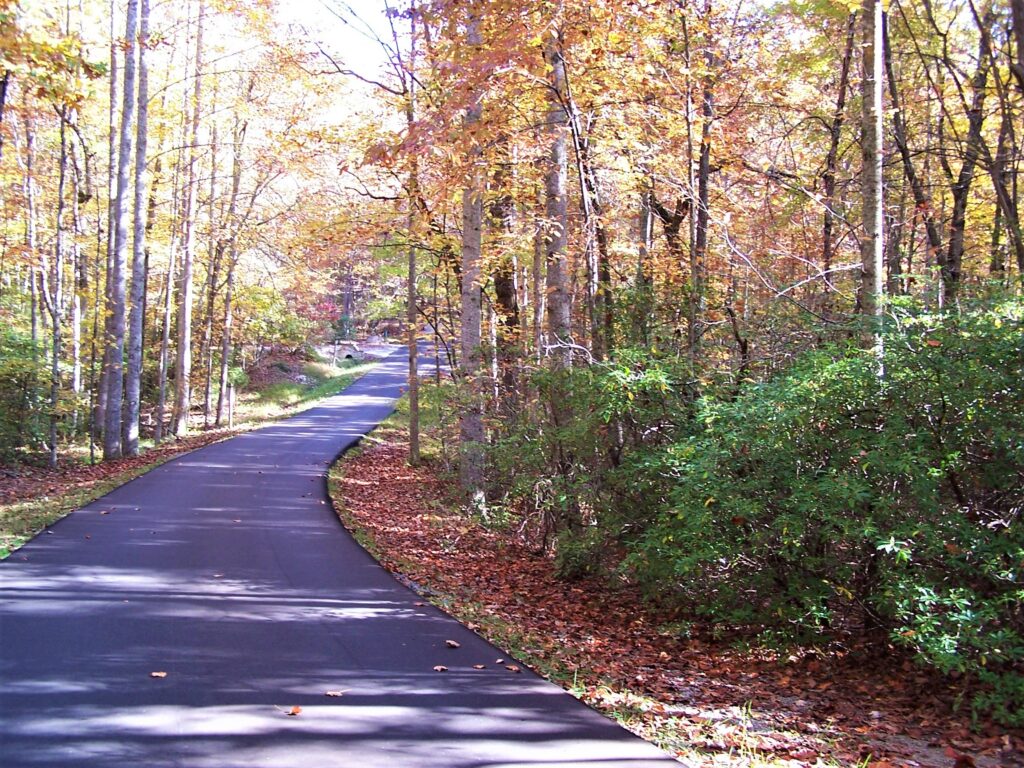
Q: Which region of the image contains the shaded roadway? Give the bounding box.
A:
[0,349,677,767]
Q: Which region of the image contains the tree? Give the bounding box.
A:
[860,0,883,335]
[458,5,485,505]
[172,0,205,438]
[103,0,138,459]
[124,0,150,456]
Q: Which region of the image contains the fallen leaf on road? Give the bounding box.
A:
[445,640,461,649]
[505,664,521,673]
[150,671,168,678]
[472,664,486,670]
[100,510,110,515]
[287,706,302,716]
[324,690,346,697]
[433,665,448,672]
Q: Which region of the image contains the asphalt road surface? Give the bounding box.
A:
[0,349,677,767]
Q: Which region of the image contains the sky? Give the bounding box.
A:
[275,0,396,84]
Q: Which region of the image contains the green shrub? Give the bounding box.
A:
[0,326,48,458]
[623,301,1023,722]
[489,348,695,558]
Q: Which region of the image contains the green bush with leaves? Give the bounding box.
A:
[0,326,48,458]
[488,348,694,565]
[623,301,1023,722]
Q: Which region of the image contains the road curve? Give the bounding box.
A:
[0,350,677,768]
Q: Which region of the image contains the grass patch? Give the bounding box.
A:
[240,359,375,422]
[1,356,377,559]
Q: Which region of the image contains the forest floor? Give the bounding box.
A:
[0,352,375,557]
[329,419,1022,768]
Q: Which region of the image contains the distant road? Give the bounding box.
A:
[0,349,675,767]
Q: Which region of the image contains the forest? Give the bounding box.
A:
[1,0,1022,741]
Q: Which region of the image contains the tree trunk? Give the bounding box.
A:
[543,31,571,369]
[201,78,220,427]
[0,69,10,163]
[860,0,884,334]
[97,0,120,449]
[692,43,713,355]
[635,188,654,345]
[822,14,855,295]
[124,0,149,456]
[172,0,205,438]
[103,0,138,459]
[214,112,246,427]
[489,139,519,402]
[216,254,236,426]
[1010,0,1024,93]
[43,112,69,467]
[406,10,420,466]
[459,10,485,505]
[532,178,545,363]
[67,135,86,433]
[942,10,991,304]
[883,12,944,285]
[155,85,190,443]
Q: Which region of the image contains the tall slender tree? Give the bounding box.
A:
[860,0,884,337]
[103,0,139,459]
[172,0,205,438]
[124,0,150,456]
[459,8,485,505]
[543,29,570,369]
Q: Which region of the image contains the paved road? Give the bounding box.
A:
[0,350,676,767]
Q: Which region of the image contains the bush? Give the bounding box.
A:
[489,348,695,558]
[623,301,1023,722]
[0,326,48,458]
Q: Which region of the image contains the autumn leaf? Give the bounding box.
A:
[472,664,486,669]
[324,690,345,697]
[433,665,448,672]
[445,639,461,649]
[505,664,521,673]
[150,671,168,678]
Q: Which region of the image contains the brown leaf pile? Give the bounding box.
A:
[337,441,1022,768]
